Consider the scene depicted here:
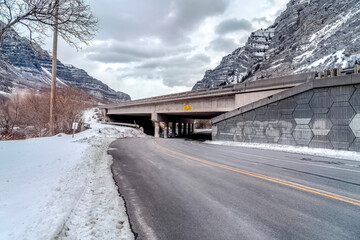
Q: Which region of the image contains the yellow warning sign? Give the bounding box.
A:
[184,104,192,110]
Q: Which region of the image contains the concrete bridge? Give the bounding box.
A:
[100,72,314,137]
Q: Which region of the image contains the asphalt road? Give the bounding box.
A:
[109,137,360,240]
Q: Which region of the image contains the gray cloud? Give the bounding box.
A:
[252,17,272,25]
[85,41,194,63]
[90,0,230,45]
[215,18,253,35]
[120,53,211,87]
[206,37,239,52]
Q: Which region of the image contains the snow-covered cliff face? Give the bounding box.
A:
[0,24,130,102]
[193,0,360,90]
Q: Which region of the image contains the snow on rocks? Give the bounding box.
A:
[0,108,144,239]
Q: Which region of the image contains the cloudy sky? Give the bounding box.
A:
[50,0,289,100]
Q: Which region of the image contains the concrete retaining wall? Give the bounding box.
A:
[213,84,360,152]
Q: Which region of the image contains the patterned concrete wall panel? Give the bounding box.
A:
[234,133,245,142]
[309,114,333,135]
[314,88,328,93]
[255,106,269,121]
[328,102,356,125]
[329,85,355,102]
[266,103,281,122]
[266,111,281,123]
[214,85,360,152]
[294,90,314,104]
[251,134,268,143]
[292,125,314,145]
[268,101,279,109]
[278,115,297,134]
[265,123,281,143]
[349,89,360,112]
[217,133,234,141]
[293,104,313,124]
[252,121,269,143]
[233,115,245,123]
[217,121,226,131]
[243,110,256,121]
[328,126,356,149]
[236,121,246,129]
[349,138,360,151]
[278,133,297,146]
[309,135,333,149]
[310,91,333,114]
[255,105,268,115]
[349,114,360,137]
[224,124,236,134]
[243,123,257,142]
[212,125,218,139]
[225,118,235,125]
[277,97,297,115]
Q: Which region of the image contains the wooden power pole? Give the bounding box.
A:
[50,0,59,136]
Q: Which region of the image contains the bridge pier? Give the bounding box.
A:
[178,123,183,136]
[164,122,169,138]
[154,121,160,138]
[172,122,176,137]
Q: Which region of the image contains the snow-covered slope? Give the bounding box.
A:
[0,23,130,102]
[193,0,360,90]
[0,109,145,239]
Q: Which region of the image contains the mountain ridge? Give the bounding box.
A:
[0,23,130,102]
[193,0,360,90]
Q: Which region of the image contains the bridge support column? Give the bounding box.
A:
[184,123,188,135]
[187,123,191,135]
[164,122,169,138]
[178,123,182,136]
[191,123,194,133]
[172,122,176,137]
[154,121,160,138]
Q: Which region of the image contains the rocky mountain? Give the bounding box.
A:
[193,0,360,90]
[0,23,130,102]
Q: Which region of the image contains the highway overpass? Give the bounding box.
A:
[100,72,314,137]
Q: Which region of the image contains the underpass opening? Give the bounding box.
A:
[108,114,154,136]
[155,112,225,141]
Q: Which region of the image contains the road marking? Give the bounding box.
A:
[153,140,360,207]
[196,142,360,173]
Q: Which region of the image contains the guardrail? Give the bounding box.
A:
[101,121,139,129]
[316,64,360,79]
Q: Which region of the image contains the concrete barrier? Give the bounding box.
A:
[212,74,360,152]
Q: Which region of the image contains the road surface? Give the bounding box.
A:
[109,137,360,240]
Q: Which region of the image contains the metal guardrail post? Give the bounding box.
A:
[337,67,342,76]
[330,68,335,77]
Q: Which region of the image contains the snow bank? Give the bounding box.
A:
[0,109,144,239]
[206,141,360,162]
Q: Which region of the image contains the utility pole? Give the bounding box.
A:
[50,0,59,136]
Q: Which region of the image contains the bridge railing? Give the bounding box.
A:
[101,72,317,109]
[316,64,360,79]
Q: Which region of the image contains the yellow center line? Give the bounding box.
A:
[152,140,360,207]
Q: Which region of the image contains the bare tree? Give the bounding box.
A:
[54,87,93,134]
[0,94,20,139]
[13,87,94,138]
[0,0,98,48]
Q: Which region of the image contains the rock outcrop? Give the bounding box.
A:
[0,23,130,102]
[193,0,360,90]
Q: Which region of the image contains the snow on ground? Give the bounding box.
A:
[0,108,145,240]
[206,141,360,162]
